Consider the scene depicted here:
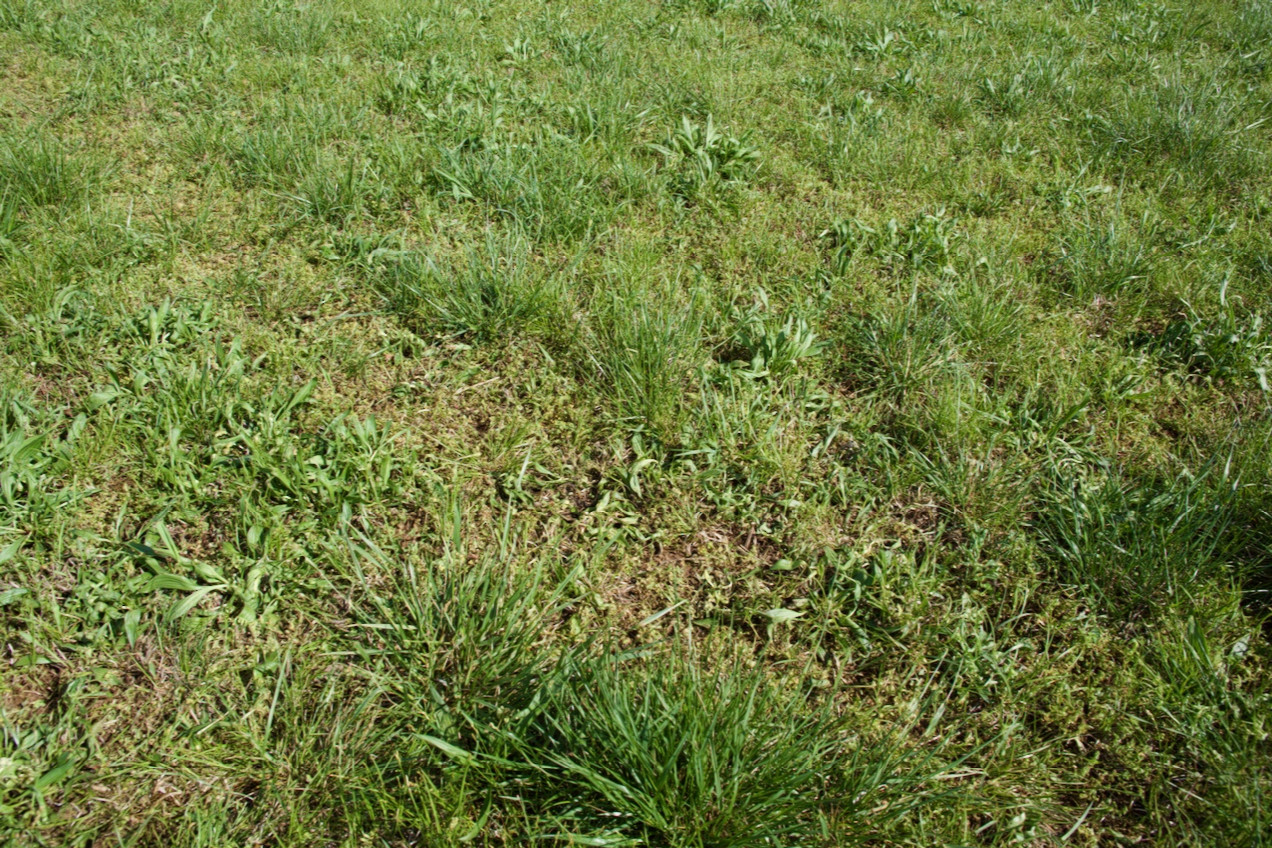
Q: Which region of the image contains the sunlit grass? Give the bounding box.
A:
[1,0,1270,845]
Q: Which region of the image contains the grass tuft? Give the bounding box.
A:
[376,233,562,343]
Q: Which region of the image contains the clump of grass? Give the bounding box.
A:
[550,25,609,70]
[837,288,958,403]
[290,154,371,224]
[1043,206,1157,302]
[375,232,561,343]
[249,0,334,55]
[1084,77,1257,186]
[1036,463,1238,619]
[1226,1,1272,77]
[936,275,1025,354]
[433,139,617,242]
[345,535,967,844]
[0,189,22,255]
[585,283,705,434]
[0,132,101,212]
[976,53,1070,117]
[1143,617,1272,845]
[346,535,580,734]
[492,650,957,847]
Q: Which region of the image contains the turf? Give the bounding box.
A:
[1,0,1270,845]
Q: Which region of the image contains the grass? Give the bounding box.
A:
[1,0,1270,845]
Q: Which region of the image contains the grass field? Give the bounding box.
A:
[2,0,1271,844]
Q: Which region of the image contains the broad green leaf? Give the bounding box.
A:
[0,586,29,606]
[34,755,75,792]
[147,573,200,592]
[0,537,24,564]
[167,585,225,621]
[421,735,476,765]
[283,379,316,414]
[11,435,46,465]
[123,608,140,647]
[85,388,122,411]
[191,560,226,584]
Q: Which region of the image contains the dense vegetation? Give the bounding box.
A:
[2,0,1271,844]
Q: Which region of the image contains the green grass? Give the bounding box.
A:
[1,0,1271,845]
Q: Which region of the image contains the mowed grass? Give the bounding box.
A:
[1,0,1271,844]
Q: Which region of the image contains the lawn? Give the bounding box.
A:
[1,0,1271,844]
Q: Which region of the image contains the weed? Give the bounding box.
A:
[729,313,821,381]
[824,209,960,276]
[1148,285,1272,391]
[882,67,922,101]
[723,291,823,382]
[0,395,85,553]
[650,115,761,198]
